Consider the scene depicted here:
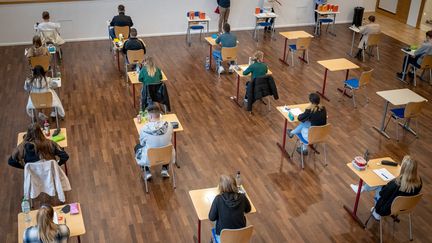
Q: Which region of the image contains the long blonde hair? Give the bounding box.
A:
[252,51,264,62]
[396,156,421,193]
[145,57,157,77]
[218,174,239,194]
[37,205,58,243]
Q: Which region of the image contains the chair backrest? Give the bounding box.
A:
[420,55,432,69]
[308,123,331,145]
[367,33,381,46]
[220,225,254,243]
[114,26,130,39]
[358,67,374,86]
[404,101,427,118]
[147,145,173,167]
[30,55,50,72]
[38,29,57,45]
[390,194,423,217]
[222,46,238,62]
[30,92,53,109]
[296,37,312,50]
[127,49,145,64]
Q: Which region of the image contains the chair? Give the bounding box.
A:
[384,101,426,141]
[291,123,331,169]
[30,92,59,129]
[114,26,130,39]
[246,75,277,112]
[365,194,423,243]
[212,225,254,243]
[142,145,176,193]
[38,29,63,61]
[288,37,312,66]
[315,18,333,36]
[362,33,381,62]
[29,55,52,75]
[254,21,273,41]
[186,11,205,45]
[341,67,373,108]
[125,49,145,81]
[411,55,432,86]
[217,46,238,75]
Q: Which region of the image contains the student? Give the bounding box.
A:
[243,51,268,103]
[217,0,231,34]
[135,105,175,180]
[23,204,70,243]
[109,4,134,39]
[355,15,381,59]
[262,0,281,32]
[26,35,49,59]
[209,174,251,242]
[287,93,327,155]
[397,30,432,79]
[24,65,65,119]
[37,11,65,46]
[122,28,147,64]
[351,156,422,220]
[8,123,69,169]
[139,57,162,85]
[213,23,237,74]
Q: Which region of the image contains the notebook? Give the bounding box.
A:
[373,168,395,181]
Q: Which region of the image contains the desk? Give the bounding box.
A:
[348,26,360,57]
[254,12,277,40]
[186,16,211,46]
[314,10,339,36]
[205,37,217,70]
[112,40,124,72]
[279,31,313,65]
[17,128,67,148]
[373,89,427,139]
[231,64,272,107]
[189,186,256,243]
[276,103,309,162]
[398,48,416,83]
[127,71,168,109]
[317,58,359,101]
[133,114,183,167]
[343,158,400,227]
[18,203,85,242]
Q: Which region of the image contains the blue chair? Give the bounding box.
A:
[186,11,205,46]
[254,22,273,41]
[288,37,312,66]
[340,68,373,108]
[211,225,254,243]
[315,18,333,36]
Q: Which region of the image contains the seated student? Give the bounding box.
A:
[354,15,381,59]
[23,204,70,243]
[213,23,237,74]
[122,28,146,63]
[397,30,432,78]
[37,11,65,46]
[26,35,49,59]
[8,123,69,169]
[109,4,134,39]
[287,93,327,155]
[262,0,281,32]
[351,156,422,220]
[209,174,252,242]
[135,105,175,180]
[24,65,65,119]
[243,50,268,103]
[139,57,162,85]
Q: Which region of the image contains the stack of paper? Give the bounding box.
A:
[373,168,395,181]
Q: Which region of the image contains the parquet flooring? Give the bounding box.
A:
[0,23,431,242]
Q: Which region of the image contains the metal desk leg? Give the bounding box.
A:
[277,118,290,167]
[349,31,356,56]
[132,83,136,109]
[343,179,365,227]
[398,54,410,83]
[279,38,289,65]
[174,132,180,168]
[373,101,391,139]
[317,68,330,101]
[230,74,242,107]
[209,44,213,70]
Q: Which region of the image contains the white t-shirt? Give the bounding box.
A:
[37,21,61,33]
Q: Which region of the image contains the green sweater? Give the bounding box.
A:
[243,62,268,80]
[138,66,162,85]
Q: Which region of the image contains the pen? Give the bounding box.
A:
[381,173,388,180]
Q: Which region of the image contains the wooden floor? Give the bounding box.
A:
[1,23,432,243]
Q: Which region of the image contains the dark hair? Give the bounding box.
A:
[368,15,375,22]
[42,11,50,20]
[32,35,42,48]
[24,123,56,160]
[223,23,231,33]
[146,105,161,115]
[426,30,432,39]
[309,93,320,105]
[118,4,125,13]
[130,28,137,37]
[33,65,46,78]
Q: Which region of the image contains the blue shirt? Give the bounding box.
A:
[215,33,237,48]
[217,0,230,8]
[314,0,327,4]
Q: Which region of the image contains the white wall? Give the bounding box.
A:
[407,0,422,27]
[0,0,366,46]
[364,0,377,12]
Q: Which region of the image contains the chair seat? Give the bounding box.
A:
[319,19,334,23]
[288,44,297,51]
[344,78,360,89]
[390,108,405,119]
[258,22,272,27]
[211,228,219,243]
[296,133,309,145]
[190,25,204,30]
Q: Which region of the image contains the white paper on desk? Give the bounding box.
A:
[53,212,59,224]
[373,168,395,181]
[206,194,216,203]
[290,108,303,116]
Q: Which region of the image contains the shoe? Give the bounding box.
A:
[228,65,234,73]
[243,98,248,104]
[286,129,294,138]
[161,169,170,178]
[217,66,225,75]
[371,207,381,221]
[296,147,308,155]
[144,169,152,181]
[396,72,403,78]
[350,184,365,193]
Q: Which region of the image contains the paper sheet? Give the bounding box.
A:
[290,108,303,116]
[373,168,395,181]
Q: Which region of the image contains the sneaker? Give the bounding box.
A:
[296,147,308,155]
[350,184,365,193]
[143,168,152,181]
[50,111,57,118]
[396,72,403,78]
[371,207,381,221]
[286,129,294,139]
[243,98,248,104]
[218,65,225,75]
[161,169,170,178]
[228,65,234,73]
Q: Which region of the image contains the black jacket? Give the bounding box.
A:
[246,75,279,111]
[208,192,251,235]
[8,141,69,169]
[375,179,422,216]
[141,82,171,112]
[110,13,133,27]
[298,107,327,126]
[217,0,231,8]
[122,37,146,55]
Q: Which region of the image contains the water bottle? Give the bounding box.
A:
[205,56,210,70]
[44,120,50,136]
[288,111,294,121]
[235,171,242,190]
[248,57,252,66]
[21,198,31,222]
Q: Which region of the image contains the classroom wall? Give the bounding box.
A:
[364,0,377,12]
[0,0,367,46]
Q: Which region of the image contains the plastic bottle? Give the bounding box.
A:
[44,120,50,136]
[205,56,210,70]
[288,111,295,121]
[21,198,31,222]
[235,171,242,190]
[248,57,252,66]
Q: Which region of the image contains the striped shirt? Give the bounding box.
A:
[23,224,70,243]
